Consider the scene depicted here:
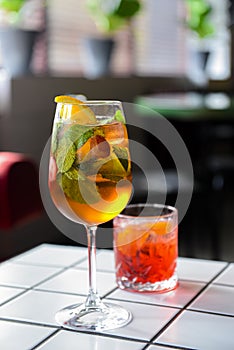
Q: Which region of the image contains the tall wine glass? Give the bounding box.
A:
[48,97,132,331]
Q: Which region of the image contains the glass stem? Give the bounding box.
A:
[85,225,102,308]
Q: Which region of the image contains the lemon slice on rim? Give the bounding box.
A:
[54,95,84,104]
[54,95,96,124]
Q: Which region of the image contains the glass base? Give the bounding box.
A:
[55,302,132,331]
[117,273,178,293]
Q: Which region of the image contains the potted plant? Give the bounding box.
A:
[0,0,44,76]
[82,0,141,78]
[184,0,215,72]
[185,0,214,40]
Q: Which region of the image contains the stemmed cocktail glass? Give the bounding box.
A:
[48,96,132,331]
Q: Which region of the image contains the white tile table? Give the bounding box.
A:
[0,243,233,350]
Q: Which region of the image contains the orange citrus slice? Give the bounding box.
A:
[54,95,85,104]
[116,221,174,248]
[54,95,96,124]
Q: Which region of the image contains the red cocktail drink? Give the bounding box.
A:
[114,204,178,292]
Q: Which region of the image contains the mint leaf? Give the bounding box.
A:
[55,124,94,173]
[56,137,76,173]
[114,110,125,124]
[51,122,62,154]
[77,129,94,149]
[113,146,129,172]
[57,169,100,204]
[65,124,94,149]
[64,166,79,180]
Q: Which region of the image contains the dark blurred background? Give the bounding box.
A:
[0,0,233,262]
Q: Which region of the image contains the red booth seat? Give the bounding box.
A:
[0,152,43,229]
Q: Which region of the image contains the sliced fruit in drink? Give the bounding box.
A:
[99,152,127,182]
[103,121,125,144]
[97,181,118,202]
[54,95,96,124]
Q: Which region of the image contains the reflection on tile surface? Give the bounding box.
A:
[0,286,25,305]
[36,268,116,296]
[213,263,234,286]
[147,345,180,350]
[0,290,83,326]
[177,258,227,282]
[0,320,54,350]
[37,330,145,350]
[189,284,234,316]
[0,244,232,350]
[103,300,178,341]
[13,244,86,267]
[108,281,205,308]
[0,263,60,288]
[76,249,115,272]
[0,291,178,342]
[157,310,234,349]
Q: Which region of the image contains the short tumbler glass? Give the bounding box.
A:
[113,204,178,293]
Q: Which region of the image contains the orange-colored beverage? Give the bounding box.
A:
[49,98,134,331]
[49,120,132,226]
[113,204,178,292]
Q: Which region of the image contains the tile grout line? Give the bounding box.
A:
[4,248,89,270]
[30,329,61,350]
[61,327,152,346]
[0,265,128,316]
[105,263,233,310]
[101,286,119,299]
[33,287,87,297]
[180,261,232,309]
[142,341,197,350]
[0,284,27,289]
[7,261,75,268]
[8,245,104,269]
[0,313,189,348]
[0,316,59,329]
[0,289,30,308]
[187,308,234,319]
[0,253,89,292]
[0,260,230,320]
[6,247,113,273]
[1,249,232,348]
[106,295,181,310]
[145,262,231,345]
[28,255,91,290]
[212,281,234,288]
[0,315,155,347]
[8,244,87,261]
[0,256,90,310]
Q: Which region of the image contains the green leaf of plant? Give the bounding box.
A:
[86,0,141,33]
[185,0,214,38]
[106,15,126,32]
[0,0,25,12]
[114,110,125,124]
[116,0,141,18]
